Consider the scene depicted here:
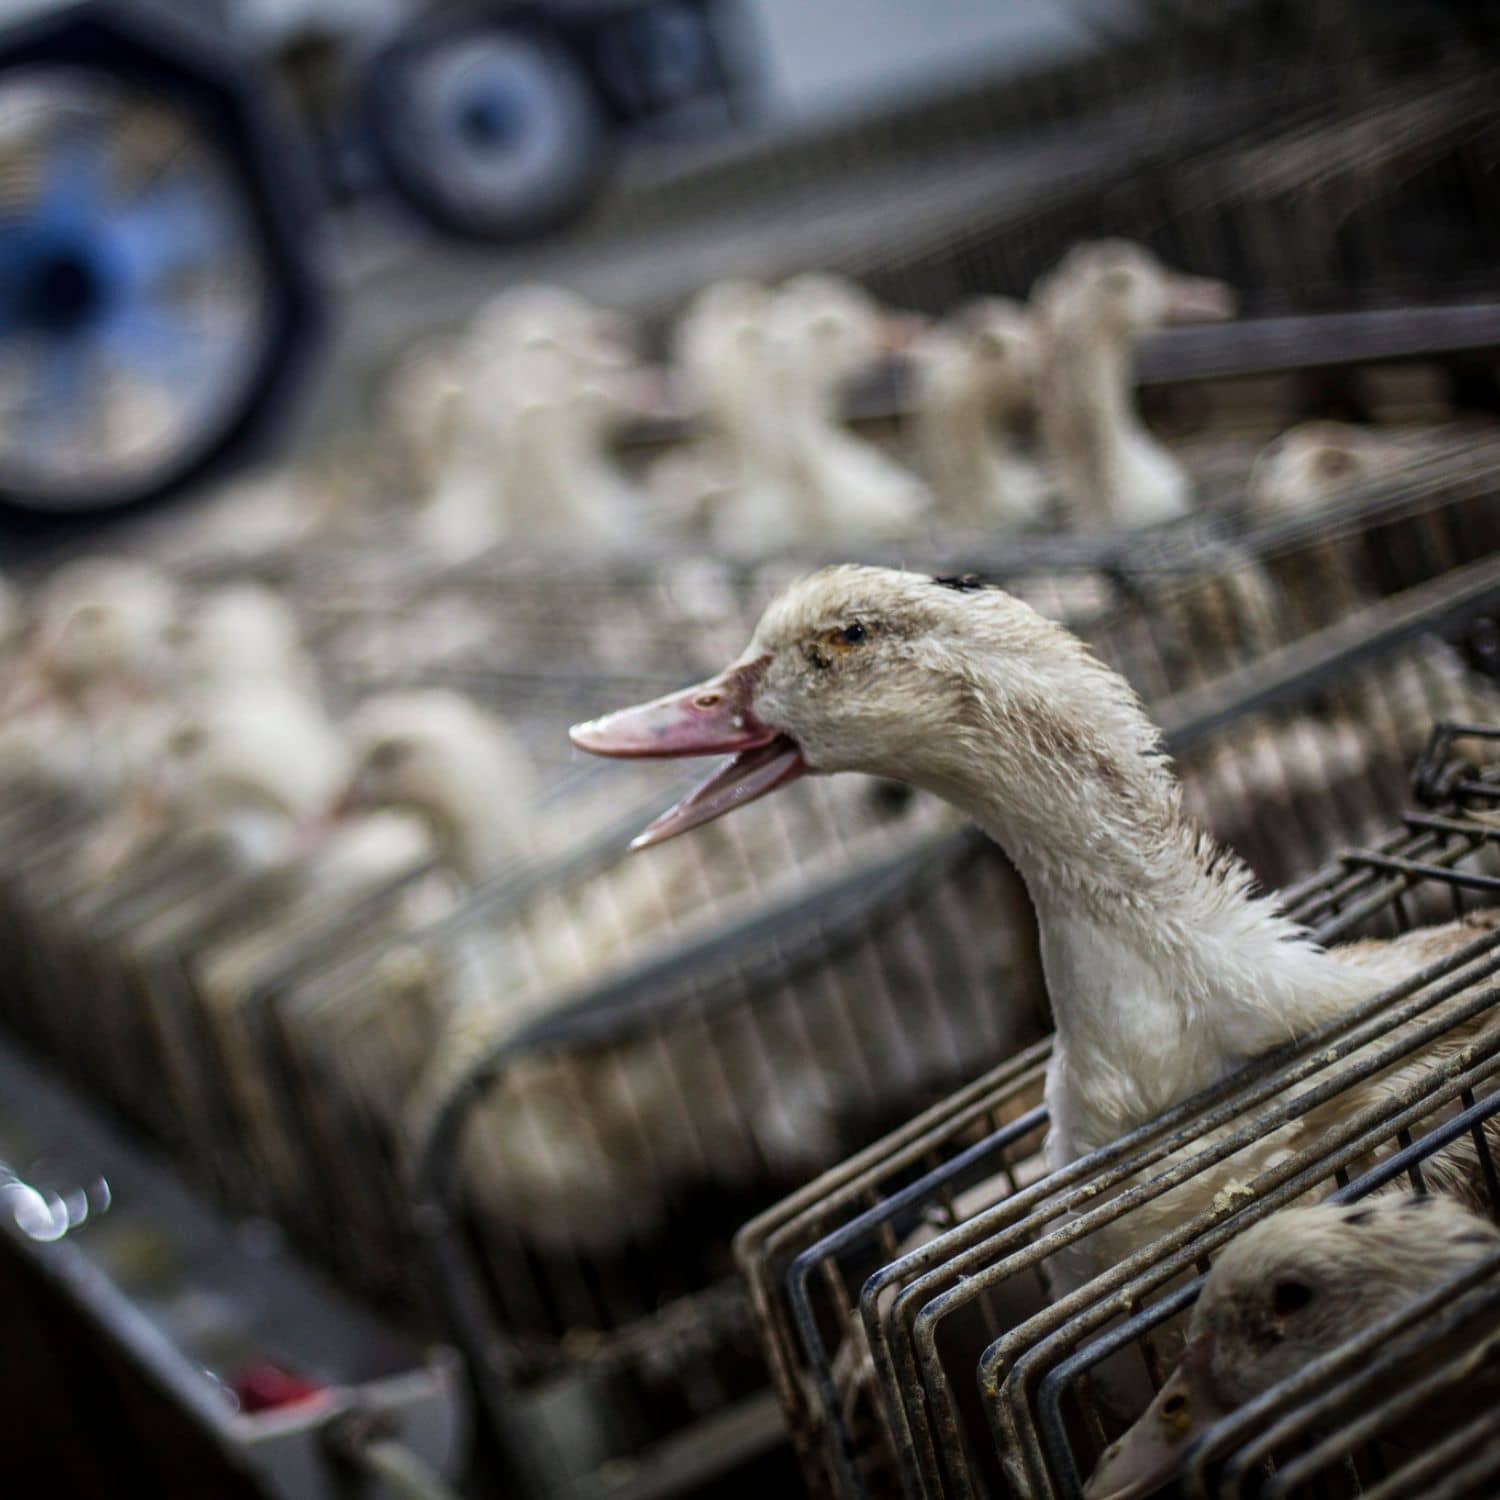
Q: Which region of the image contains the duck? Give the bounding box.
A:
[911,298,1050,529]
[1032,241,1235,529]
[1085,1194,1500,1500]
[702,276,924,552]
[569,567,1500,1267]
[0,557,178,802]
[755,273,929,546]
[421,285,658,553]
[332,689,537,884]
[651,279,798,537]
[78,681,350,882]
[1246,419,1413,520]
[169,582,321,701]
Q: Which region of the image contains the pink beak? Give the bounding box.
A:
[569,657,808,849]
[1164,276,1237,324]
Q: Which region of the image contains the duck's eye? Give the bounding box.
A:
[1272,1279,1314,1316]
[168,726,205,757]
[367,738,413,772]
[1102,269,1134,296]
[820,622,867,655]
[1316,448,1356,478]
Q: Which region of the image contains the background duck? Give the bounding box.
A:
[1033,240,1236,529]
[1247,418,1415,519]
[911,296,1050,529]
[417,283,656,555]
[0,557,179,805]
[651,278,797,538]
[1085,1195,1500,1500]
[332,688,538,885]
[763,273,930,543]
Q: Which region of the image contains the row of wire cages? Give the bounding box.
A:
[297,463,1500,1491]
[735,721,1500,1500]
[0,416,1496,1491]
[0,345,1494,1494]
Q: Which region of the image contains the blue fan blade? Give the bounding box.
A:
[35,130,113,232]
[25,336,95,445]
[112,173,236,288]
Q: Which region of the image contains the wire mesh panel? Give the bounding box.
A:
[738,723,1500,1500]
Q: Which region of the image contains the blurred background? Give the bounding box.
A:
[2,1,1500,1498]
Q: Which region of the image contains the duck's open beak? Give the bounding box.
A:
[1083,1337,1229,1500]
[570,657,807,849]
[1164,275,1237,324]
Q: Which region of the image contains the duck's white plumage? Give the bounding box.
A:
[1033,240,1234,529]
[337,689,537,882]
[912,297,1049,528]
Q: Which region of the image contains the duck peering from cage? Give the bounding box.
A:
[1083,1193,1500,1500]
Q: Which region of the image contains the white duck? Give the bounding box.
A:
[1033,241,1235,528]
[170,582,321,701]
[1086,1194,1500,1500]
[1247,419,1412,520]
[81,683,349,880]
[422,285,657,552]
[697,276,928,551]
[651,279,798,536]
[332,690,537,884]
[911,298,1050,529]
[0,556,178,801]
[758,273,929,545]
[570,567,1500,1218]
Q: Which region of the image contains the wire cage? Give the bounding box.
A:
[375,561,1500,1496]
[0,408,1492,1492]
[735,719,1500,1500]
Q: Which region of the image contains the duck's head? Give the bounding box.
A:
[951,297,1038,407]
[151,689,347,841]
[1036,240,1236,341]
[571,565,1158,849]
[1246,421,1404,517]
[31,557,176,696]
[1085,1196,1500,1500]
[172,583,314,694]
[335,690,534,872]
[771,274,923,393]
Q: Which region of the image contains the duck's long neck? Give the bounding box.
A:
[926,738,1370,1157]
[422,769,528,885]
[1053,321,1143,467]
